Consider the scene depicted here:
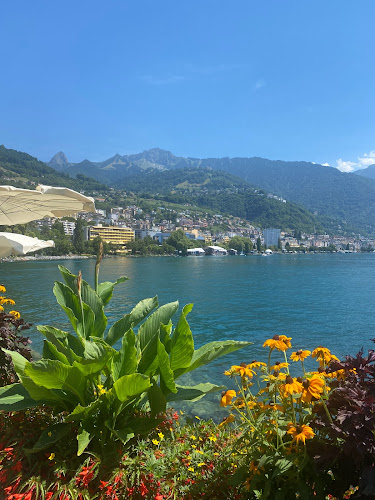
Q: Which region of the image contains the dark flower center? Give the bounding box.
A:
[240,362,247,368]
[286,375,294,385]
[296,349,303,355]
[273,335,280,340]
[297,377,303,383]
[302,379,310,389]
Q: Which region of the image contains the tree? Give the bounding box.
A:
[72,218,85,254]
[166,229,190,256]
[256,236,262,253]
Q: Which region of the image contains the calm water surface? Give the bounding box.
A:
[1,254,374,418]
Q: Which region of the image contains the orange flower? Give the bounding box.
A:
[290,349,311,362]
[218,414,235,427]
[247,360,267,370]
[9,310,20,319]
[287,423,314,444]
[263,335,292,351]
[0,285,6,293]
[224,364,255,378]
[301,375,325,403]
[280,375,303,398]
[312,346,339,365]
[270,361,289,371]
[220,390,236,407]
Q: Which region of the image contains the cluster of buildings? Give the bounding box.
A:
[39,201,375,253]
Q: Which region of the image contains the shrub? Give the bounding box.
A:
[0,285,32,387]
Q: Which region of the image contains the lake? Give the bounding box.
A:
[1,253,374,418]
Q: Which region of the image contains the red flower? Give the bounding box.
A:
[140,481,149,497]
[155,495,164,500]
[99,480,108,490]
[45,494,53,500]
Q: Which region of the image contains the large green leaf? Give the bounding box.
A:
[65,398,102,422]
[157,338,177,394]
[111,329,137,381]
[147,382,167,415]
[105,296,158,346]
[0,383,40,411]
[174,340,253,379]
[71,340,112,376]
[113,373,151,402]
[170,304,194,372]
[27,423,73,453]
[43,340,70,365]
[138,301,179,351]
[111,426,134,445]
[166,383,226,402]
[137,331,159,376]
[53,281,82,334]
[37,326,84,362]
[97,277,128,306]
[24,360,86,405]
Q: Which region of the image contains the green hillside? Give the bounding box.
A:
[0,145,108,194]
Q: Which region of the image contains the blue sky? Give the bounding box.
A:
[1,1,374,171]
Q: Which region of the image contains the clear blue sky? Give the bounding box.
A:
[1,1,374,171]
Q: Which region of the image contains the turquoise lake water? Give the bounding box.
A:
[1,254,374,418]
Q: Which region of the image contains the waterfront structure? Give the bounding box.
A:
[204,245,228,255]
[187,248,206,256]
[88,225,134,245]
[263,228,281,247]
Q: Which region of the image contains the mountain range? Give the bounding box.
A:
[49,148,375,235]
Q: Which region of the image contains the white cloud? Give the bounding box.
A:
[322,162,330,167]
[336,150,375,172]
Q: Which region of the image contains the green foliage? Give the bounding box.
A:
[72,218,86,254]
[0,265,251,457]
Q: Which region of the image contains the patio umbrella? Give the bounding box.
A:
[0,184,95,226]
[0,232,54,258]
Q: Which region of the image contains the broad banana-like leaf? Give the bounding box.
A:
[37,326,84,362]
[137,331,159,376]
[58,266,108,338]
[26,423,73,453]
[65,398,102,423]
[113,373,151,403]
[166,383,226,402]
[159,322,172,354]
[138,301,179,351]
[147,382,167,415]
[0,383,40,411]
[110,426,134,445]
[2,349,28,378]
[97,277,128,306]
[174,340,253,379]
[53,281,95,338]
[24,360,86,405]
[157,338,177,394]
[170,304,194,372]
[105,296,158,346]
[111,329,137,381]
[43,340,70,365]
[71,340,113,376]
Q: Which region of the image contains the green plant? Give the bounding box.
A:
[0,261,251,459]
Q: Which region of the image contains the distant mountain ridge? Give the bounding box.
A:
[48,148,375,235]
[354,164,375,180]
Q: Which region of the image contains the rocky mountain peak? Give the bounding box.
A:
[48,151,70,169]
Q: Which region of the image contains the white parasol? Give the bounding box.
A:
[0,232,55,258]
[0,184,95,226]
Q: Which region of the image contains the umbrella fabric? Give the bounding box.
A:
[0,232,54,258]
[0,184,95,225]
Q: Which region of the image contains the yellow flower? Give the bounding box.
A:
[191,444,196,448]
[188,467,194,472]
[263,335,292,351]
[48,432,52,437]
[290,350,311,362]
[287,423,314,445]
[197,462,206,467]
[301,375,325,403]
[0,305,3,312]
[190,435,196,440]
[323,369,345,380]
[158,432,164,440]
[152,439,159,445]
[0,285,6,293]
[9,310,20,319]
[213,452,219,456]
[209,436,217,442]
[218,414,235,427]
[97,384,106,395]
[195,449,204,454]
[247,360,267,370]
[280,375,303,398]
[195,416,200,420]
[225,364,255,378]
[270,361,289,371]
[2,298,15,305]
[220,389,237,407]
[48,453,55,460]
[312,346,339,365]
